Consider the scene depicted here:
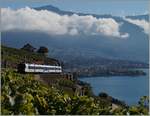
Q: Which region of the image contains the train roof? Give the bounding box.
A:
[24,63,62,68]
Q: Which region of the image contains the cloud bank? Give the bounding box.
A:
[124,18,149,34]
[2,7,128,38]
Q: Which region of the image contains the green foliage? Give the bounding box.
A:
[37,46,49,55]
[128,96,149,115]
[112,107,127,115]
[1,45,57,68]
[58,78,74,88]
[1,69,149,115]
[99,92,108,98]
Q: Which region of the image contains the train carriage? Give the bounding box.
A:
[17,63,62,73]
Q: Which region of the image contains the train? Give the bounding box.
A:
[17,63,62,73]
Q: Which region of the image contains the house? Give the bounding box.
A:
[21,43,36,52]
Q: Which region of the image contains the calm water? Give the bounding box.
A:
[79,69,149,106]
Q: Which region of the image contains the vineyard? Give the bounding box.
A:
[1,69,149,115]
[1,45,59,68]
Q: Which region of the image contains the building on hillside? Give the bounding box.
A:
[21,43,36,52]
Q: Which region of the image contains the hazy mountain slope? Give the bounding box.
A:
[1,5,149,64]
[126,14,149,21]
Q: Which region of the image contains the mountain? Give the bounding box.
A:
[126,14,149,21]
[1,5,149,67]
[35,5,74,15]
[35,5,115,18]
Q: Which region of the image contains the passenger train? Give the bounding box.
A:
[17,63,62,73]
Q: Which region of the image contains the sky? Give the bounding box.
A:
[0,0,149,16]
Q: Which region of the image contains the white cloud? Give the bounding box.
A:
[120,33,129,38]
[124,18,149,34]
[1,7,128,38]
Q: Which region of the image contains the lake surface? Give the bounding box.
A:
[79,69,149,106]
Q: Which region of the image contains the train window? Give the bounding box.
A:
[27,65,62,70]
[55,68,61,70]
[28,66,34,69]
[44,67,50,70]
[35,67,43,69]
[28,66,41,69]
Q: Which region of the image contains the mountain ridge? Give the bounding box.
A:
[35,4,149,19]
[1,5,149,65]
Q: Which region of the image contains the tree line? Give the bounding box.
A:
[21,43,49,56]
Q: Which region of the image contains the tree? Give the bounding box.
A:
[21,43,36,52]
[37,46,49,56]
[99,92,108,98]
[138,96,149,108]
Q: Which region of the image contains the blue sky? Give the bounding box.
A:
[0,0,149,16]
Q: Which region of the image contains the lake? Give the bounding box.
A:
[79,69,149,106]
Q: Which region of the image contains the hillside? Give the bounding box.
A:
[2,45,147,77]
[1,69,149,115]
[1,45,60,68]
[1,45,96,98]
[1,45,149,115]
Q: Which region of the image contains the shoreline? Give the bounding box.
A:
[78,73,149,106]
[79,74,147,78]
[76,68,148,78]
[78,73,147,78]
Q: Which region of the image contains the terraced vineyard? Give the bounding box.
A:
[1,69,149,115]
[1,45,59,68]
